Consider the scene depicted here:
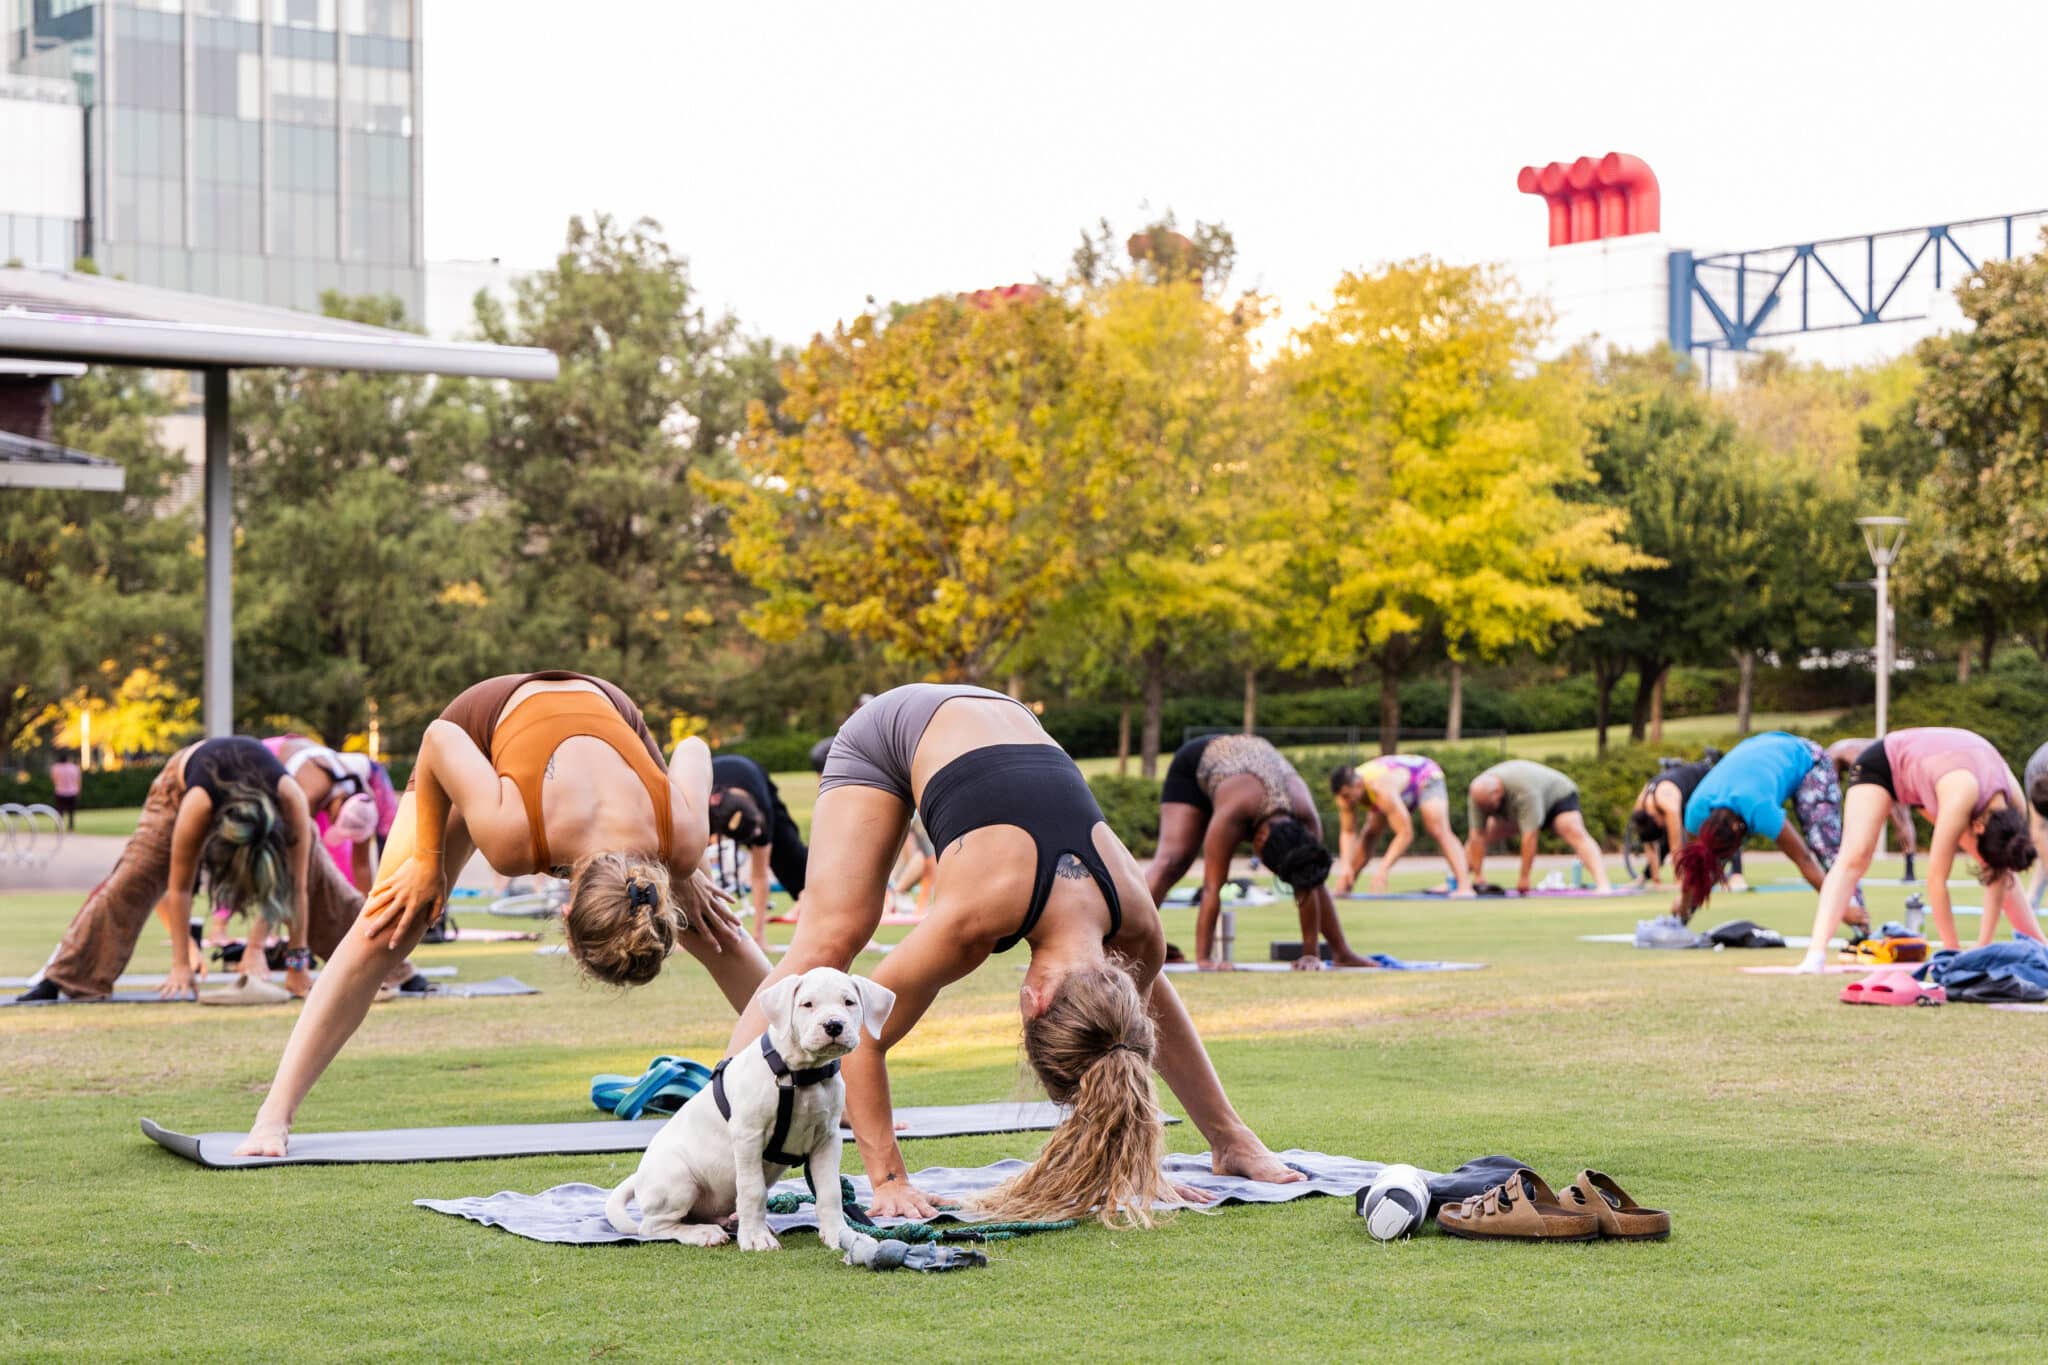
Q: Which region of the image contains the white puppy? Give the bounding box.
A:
[605,966,895,1251]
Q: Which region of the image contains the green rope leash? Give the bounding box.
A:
[767,1178,1076,1244]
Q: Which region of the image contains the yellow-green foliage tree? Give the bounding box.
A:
[710,289,1112,684]
[1282,259,1641,752]
[1022,220,1286,776]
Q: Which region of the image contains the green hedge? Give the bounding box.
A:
[5,764,164,809]
[1823,675,2048,777]
[5,754,416,811]
[1036,665,1840,761]
[719,731,833,774]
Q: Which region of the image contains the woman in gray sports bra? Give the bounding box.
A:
[727,683,1300,1228]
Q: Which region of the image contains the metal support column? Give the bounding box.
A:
[202,368,233,737]
[1666,250,1694,355]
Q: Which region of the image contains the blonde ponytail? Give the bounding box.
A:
[564,853,681,986]
[973,962,1171,1228]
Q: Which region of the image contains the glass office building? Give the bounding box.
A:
[6,0,422,317]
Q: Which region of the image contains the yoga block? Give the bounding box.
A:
[1269,941,1335,963]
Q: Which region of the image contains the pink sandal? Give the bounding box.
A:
[1840,968,1945,1008]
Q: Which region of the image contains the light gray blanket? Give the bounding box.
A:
[416,1149,1394,1244]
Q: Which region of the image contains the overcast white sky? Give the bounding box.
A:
[421,0,2048,346]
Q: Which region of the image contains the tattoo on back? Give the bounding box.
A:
[1055,852,1089,880]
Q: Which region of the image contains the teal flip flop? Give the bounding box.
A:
[590,1055,712,1119]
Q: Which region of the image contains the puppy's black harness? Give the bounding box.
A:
[710,1033,841,1173]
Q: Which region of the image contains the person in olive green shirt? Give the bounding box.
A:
[1465,760,1614,894]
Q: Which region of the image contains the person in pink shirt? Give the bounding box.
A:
[48,753,83,831]
[1798,728,2040,971]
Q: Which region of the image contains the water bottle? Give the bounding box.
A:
[1902,893,1926,938]
[1218,907,1236,964]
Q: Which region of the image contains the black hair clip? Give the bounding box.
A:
[627,880,656,912]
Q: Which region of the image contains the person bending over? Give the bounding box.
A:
[236,671,756,1157]
[707,752,811,943]
[1827,737,1918,881]
[1674,732,1861,926]
[1798,727,2040,973]
[1149,734,1360,969]
[16,737,373,1004]
[1330,755,1473,897]
[726,684,1302,1225]
[1465,760,1613,894]
[1625,755,1718,888]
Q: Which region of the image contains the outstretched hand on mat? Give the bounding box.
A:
[158,952,204,1001]
[1170,1180,1221,1206]
[676,869,743,950]
[866,1178,952,1221]
[362,855,445,947]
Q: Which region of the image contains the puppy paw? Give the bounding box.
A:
[736,1225,781,1252]
[671,1223,729,1248]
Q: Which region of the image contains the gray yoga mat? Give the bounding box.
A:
[1161,960,1485,974]
[404,975,537,999]
[0,965,457,990]
[6,973,536,1008]
[142,1100,1119,1169]
[1161,888,1280,907]
[416,1149,1390,1244]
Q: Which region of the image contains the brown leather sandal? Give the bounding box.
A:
[1436,1169,1599,1242]
[1565,1170,1671,1240]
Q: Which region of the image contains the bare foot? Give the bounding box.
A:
[1196,959,1237,972]
[1447,888,1477,901]
[1211,1142,1305,1185]
[1328,951,1380,968]
[234,1117,289,1157]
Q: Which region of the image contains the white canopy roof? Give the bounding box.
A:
[0,267,557,380]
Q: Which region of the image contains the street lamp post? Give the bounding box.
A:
[1857,517,1908,737]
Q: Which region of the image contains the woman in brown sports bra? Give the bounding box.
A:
[236,672,762,1157]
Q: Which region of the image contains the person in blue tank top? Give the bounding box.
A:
[1673,731,1864,927]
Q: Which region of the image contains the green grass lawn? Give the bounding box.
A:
[4,860,2042,1360]
[42,807,144,838]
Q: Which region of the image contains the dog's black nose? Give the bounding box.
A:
[822,1019,844,1037]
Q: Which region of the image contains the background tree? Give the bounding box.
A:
[232,294,510,746]
[1282,260,1639,752]
[1577,349,1737,750]
[1021,217,1283,777]
[1879,235,2048,672]
[478,214,769,731]
[0,368,198,754]
[712,287,1111,684]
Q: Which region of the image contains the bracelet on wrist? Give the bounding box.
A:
[283,947,313,972]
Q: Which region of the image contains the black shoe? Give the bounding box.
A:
[16,979,61,1002]
[398,972,433,994]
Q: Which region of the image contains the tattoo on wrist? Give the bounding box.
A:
[879,1170,901,1185]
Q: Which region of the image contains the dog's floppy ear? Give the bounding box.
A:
[755,974,802,1036]
[853,975,896,1041]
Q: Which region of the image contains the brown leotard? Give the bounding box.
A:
[420,672,673,874]
[492,691,674,873]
